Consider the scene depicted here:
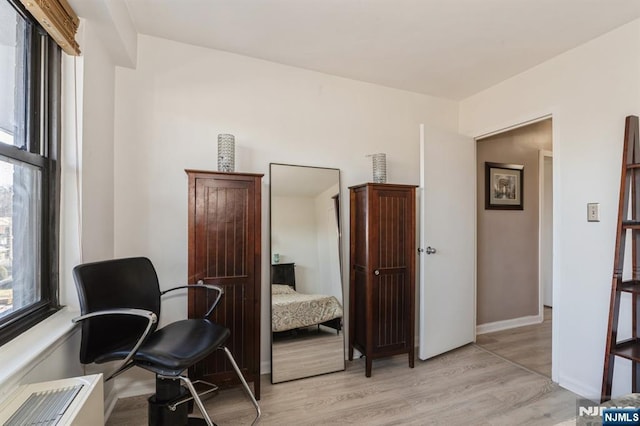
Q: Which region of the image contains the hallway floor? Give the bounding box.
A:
[475,307,552,377]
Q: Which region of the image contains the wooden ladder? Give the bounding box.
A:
[602,115,640,402]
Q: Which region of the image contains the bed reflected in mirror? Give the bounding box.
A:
[270,163,345,383]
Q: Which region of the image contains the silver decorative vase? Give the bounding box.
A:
[371,153,387,183]
[217,134,235,172]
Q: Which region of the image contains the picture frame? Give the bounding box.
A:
[485,162,524,210]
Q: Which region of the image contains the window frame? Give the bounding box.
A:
[0,0,62,345]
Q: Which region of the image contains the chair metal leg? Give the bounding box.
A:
[177,376,215,426]
[221,346,261,425]
[167,380,219,411]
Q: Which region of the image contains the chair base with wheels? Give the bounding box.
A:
[72,257,260,426]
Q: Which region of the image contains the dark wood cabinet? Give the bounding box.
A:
[348,183,417,377]
[271,263,296,288]
[186,170,263,399]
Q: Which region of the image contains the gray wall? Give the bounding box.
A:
[476,119,552,325]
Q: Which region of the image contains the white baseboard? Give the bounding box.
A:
[261,360,271,375]
[104,371,154,419]
[476,314,543,335]
[558,373,599,401]
[114,379,155,399]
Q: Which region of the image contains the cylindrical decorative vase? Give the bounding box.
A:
[217,134,235,172]
[371,153,387,183]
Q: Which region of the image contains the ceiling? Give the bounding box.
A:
[89,0,640,100]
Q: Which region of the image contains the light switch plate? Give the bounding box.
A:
[587,203,600,222]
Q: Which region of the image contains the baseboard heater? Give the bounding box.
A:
[0,374,103,425]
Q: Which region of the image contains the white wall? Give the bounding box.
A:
[14,11,639,411]
[114,34,459,368]
[79,22,116,263]
[271,195,319,293]
[272,186,341,297]
[19,14,640,410]
[460,19,640,399]
[60,17,118,307]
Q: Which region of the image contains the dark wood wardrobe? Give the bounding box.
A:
[186,170,263,399]
[348,183,417,377]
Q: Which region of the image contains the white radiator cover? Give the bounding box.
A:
[0,374,103,425]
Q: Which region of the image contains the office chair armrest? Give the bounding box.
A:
[72,308,158,381]
[161,280,224,319]
[72,308,157,324]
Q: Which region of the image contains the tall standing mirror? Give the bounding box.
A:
[270,163,345,383]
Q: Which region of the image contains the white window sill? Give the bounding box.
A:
[0,307,79,401]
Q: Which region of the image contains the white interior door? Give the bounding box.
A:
[419,124,476,360]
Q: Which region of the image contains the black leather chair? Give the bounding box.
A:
[72,257,260,425]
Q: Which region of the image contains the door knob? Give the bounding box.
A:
[374,270,380,276]
[426,246,437,255]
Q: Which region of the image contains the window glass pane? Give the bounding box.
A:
[0,157,41,318]
[0,1,27,149]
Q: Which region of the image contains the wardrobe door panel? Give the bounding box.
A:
[187,170,262,398]
[349,183,416,377]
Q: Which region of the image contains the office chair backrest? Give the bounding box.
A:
[73,257,162,364]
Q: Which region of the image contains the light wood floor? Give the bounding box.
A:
[107,342,578,425]
[272,327,345,383]
[476,307,552,377]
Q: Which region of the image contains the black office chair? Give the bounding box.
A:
[72,257,260,425]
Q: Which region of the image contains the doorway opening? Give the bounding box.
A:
[474,118,553,378]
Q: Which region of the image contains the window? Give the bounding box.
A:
[0,0,61,345]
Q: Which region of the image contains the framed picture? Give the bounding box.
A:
[485,162,524,210]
